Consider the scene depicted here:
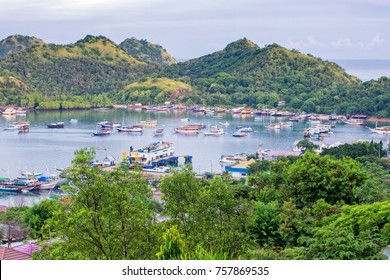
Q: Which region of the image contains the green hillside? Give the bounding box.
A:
[0,34,45,58]
[120,37,177,65]
[0,35,389,116]
[0,35,156,97]
[165,38,365,112]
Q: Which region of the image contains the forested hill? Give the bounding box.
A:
[0,35,45,58]
[0,35,389,116]
[119,37,177,65]
[164,38,372,113]
[0,35,159,99]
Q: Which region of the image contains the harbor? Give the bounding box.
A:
[0,108,389,206]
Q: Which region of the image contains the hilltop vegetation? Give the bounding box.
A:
[0,35,389,116]
[0,35,45,58]
[120,37,176,65]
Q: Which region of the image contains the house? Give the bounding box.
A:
[277,100,286,106]
[225,159,256,179]
[0,242,41,260]
[103,156,116,167]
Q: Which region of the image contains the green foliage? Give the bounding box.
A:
[301,201,390,259]
[160,168,255,258]
[120,37,177,65]
[38,148,160,260]
[252,201,283,247]
[286,152,367,207]
[156,226,185,260]
[321,141,387,159]
[296,139,319,151]
[24,199,59,240]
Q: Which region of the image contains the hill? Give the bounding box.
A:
[0,35,45,58]
[163,38,387,114]
[120,37,176,65]
[0,35,158,97]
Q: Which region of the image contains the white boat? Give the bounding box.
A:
[126,141,175,165]
[369,126,390,134]
[68,118,78,124]
[142,166,170,173]
[266,123,281,129]
[219,153,247,164]
[181,118,190,122]
[203,127,225,136]
[140,120,157,127]
[153,128,164,137]
[117,125,143,133]
[238,126,253,133]
[219,121,230,126]
[342,119,364,125]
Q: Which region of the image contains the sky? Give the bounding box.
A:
[0,0,390,60]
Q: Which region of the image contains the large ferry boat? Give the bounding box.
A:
[122,141,192,169]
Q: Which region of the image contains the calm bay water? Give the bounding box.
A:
[0,109,389,207]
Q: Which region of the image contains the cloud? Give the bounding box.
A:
[331,38,353,49]
[366,33,384,47]
[287,36,325,49]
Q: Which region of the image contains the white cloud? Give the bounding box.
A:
[367,33,384,47]
[287,36,325,49]
[331,38,353,49]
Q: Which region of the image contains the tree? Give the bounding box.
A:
[24,199,59,240]
[160,168,255,258]
[36,148,160,260]
[286,152,368,207]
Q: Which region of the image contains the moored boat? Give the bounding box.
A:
[117,125,143,133]
[369,126,390,134]
[203,127,225,136]
[153,128,164,137]
[232,131,247,137]
[47,122,64,128]
[92,128,111,136]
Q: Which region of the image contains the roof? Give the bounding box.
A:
[104,155,116,161]
[12,242,41,256]
[0,246,31,260]
[267,150,301,157]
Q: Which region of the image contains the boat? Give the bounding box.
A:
[117,125,143,133]
[232,131,247,137]
[142,166,170,173]
[36,175,65,190]
[2,108,16,115]
[369,124,390,135]
[97,121,121,128]
[203,127,225,136]
[174,127,200,134]
[3,124,19,130]
[174,124,205,134]
[238,126,253,133]
[280,122,293,127]
[47,122,65,128]
[342,119,364,125]
[4,121,30,130]
[18,124,29,133]
[219,153,247,165]
[153,128,164,137]
[219,121,230,126]
[68,118,78,124]
[92,128,111,136]
[181,118,190,122]
[140,120,157,127]
[266,123,281,129]
[125,141,175,167]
